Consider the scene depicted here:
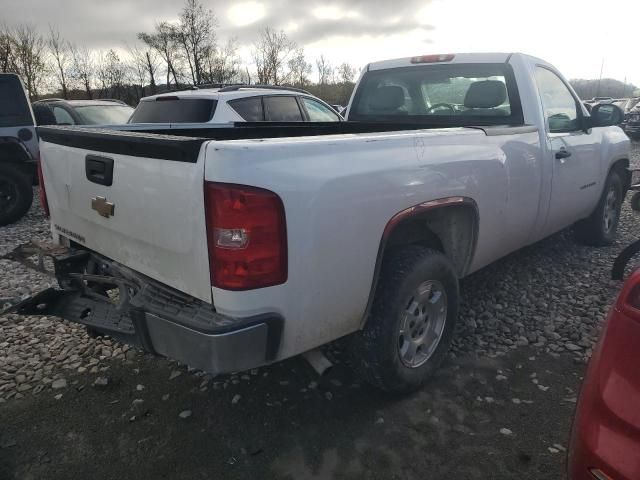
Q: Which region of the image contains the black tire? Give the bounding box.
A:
[0,163,33,226]
[631,192,640,212]
[351,246,459,393]
[574,169,623,246]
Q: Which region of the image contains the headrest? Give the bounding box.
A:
[368,85,405,112]
[464,80,507,109]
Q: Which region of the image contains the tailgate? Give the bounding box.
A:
[39,126,213,303]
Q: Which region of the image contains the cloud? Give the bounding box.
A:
[0,0,434,50]
[219,0,435,44]
[227,2,267,27]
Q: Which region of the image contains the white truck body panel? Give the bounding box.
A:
[42,143,212,302]
[204,127,545,357]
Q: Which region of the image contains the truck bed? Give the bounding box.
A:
[38,121,537,158]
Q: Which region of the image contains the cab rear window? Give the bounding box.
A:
[349,63,523,126]
[129,98,217,123]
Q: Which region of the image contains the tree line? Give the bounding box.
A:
[3,0,638,108]
[570,78,639,101]
[0,0,359,106]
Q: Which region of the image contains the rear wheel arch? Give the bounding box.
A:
[608,158,630,194]
[0,139,36,179]
[359,197,479,328]
[0,138,34,164]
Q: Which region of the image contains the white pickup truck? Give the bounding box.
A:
[9,53,630,392]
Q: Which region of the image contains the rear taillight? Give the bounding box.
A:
[624,284,640,310]
[36,157,50,217]
[204,182,287,291]
[617,268,640,318]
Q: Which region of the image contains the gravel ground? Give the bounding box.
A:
[0,140,639,479]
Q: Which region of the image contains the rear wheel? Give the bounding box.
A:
[351,246,459,393]
[574,169,623,246]
[0,163,33,226]
[631,192,640,212]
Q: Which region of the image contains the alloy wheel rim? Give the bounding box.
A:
[602,186,618,233]
[398,280,448,369]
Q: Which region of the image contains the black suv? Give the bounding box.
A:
[0,74,38,226]
[32,98,134,126]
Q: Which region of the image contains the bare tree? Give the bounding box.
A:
[138,22,181,86]
[337,63,357,84]
[96,49,127,98]
[69,45,95,99]
[48,26,70,98]
[253,27,295,85]
[129,44,159,97]
[176,0,217,85]
[316,55,333,85]
[11,24,48,99]
[204,38,241,84]
[0,26,16,72]
[287,48,312,87]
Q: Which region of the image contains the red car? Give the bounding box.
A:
[569,241,640,480]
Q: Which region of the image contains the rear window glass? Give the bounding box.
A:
[349,63,522,126]
[0,74,33,127]
[75,105,134,125]
[229,97,263,121]
[129,98,217,123]
[263,96,304,121]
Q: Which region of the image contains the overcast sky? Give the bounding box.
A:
[2,0,639,85]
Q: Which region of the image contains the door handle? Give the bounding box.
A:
[555,149,572,160]
[85,155,114,186]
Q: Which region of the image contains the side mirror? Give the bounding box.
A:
[590,103,625,127]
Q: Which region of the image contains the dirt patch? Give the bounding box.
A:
[0,347,581,480]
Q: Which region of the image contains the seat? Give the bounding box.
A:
[464,80,507,116]
[367,85,407,114]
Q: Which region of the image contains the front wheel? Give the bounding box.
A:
[574,169,623,246]
[351,246,459,393]
[0,163,33,226]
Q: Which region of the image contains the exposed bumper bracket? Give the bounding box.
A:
[2,244,283,375]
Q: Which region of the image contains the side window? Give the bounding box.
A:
[228,97,263,121]
[52,106,75,125]
[301,97,340,122]
[263,96,303,121]
[534,67,579,133]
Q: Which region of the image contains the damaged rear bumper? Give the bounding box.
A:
[3,244,283,375]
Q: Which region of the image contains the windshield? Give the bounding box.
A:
[349,63,522,126]
[74,105,134,125]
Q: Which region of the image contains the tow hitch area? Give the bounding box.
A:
[1,241,283,374]
[1,241,143,346]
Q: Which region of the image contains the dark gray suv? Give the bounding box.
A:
[32,98,133,126]
[0,73,38,226]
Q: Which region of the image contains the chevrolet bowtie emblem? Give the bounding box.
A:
[91,196,115,218]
